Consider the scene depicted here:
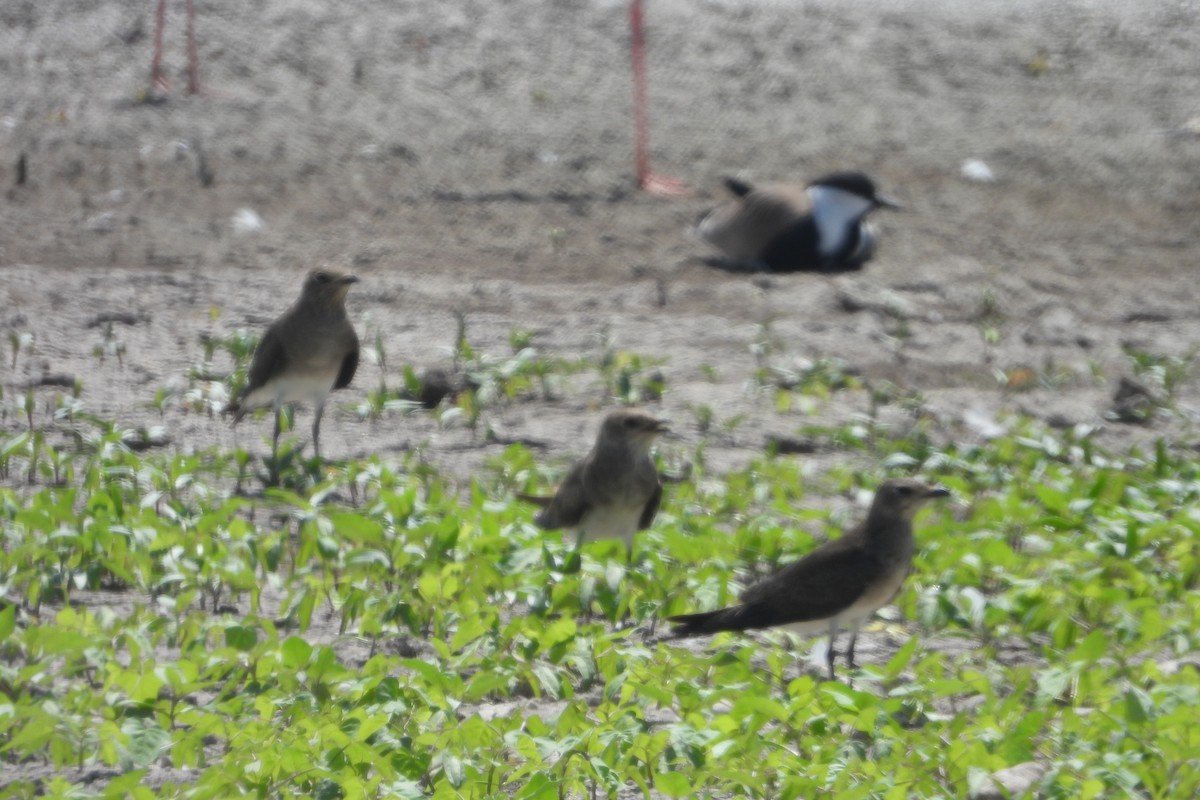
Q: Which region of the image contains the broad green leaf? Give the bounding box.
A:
[0,604,14,641]
[281,636,313,669]
[225,625,258,652]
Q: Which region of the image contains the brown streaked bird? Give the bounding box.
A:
[522,408,669,556]
[668,478,949,680]
[229,269,360,467]
[695,171,900,273]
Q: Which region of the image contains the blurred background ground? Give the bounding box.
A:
[2,0,1199,479]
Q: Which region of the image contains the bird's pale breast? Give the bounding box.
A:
[241,366,340,410]
[577,504,646,545]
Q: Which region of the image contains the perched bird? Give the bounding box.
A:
[668,478,949,680]
[696,170,900,272]
[229,269,360,469]
[522,408,669,555]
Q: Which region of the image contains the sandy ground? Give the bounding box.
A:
[2,0,1200,475]
[1,0,1200,790]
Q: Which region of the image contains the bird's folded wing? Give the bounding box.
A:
[335,343,359,390]
[242,325,288,396]
[701,186,809,262]
[737,541,884,626]
[531,462,590,530]
[637,481,663,530]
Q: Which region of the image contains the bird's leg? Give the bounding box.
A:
[312,403,324,460]
[620,537,653,630]
[825,621,841,681]
[569,530,591,622]
[846,630,859,671]
[269,408,282,486]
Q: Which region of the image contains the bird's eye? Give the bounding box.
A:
[894,484,914,496]
[314,272,331,284]
[623,417,641,428]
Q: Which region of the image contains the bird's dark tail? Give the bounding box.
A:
[722,177,754,197]
[667,607,744,637]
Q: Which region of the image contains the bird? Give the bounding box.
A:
[229,269,360,475]
[695,170,900,273]
[521,408,669,557]
[668,478,949,680]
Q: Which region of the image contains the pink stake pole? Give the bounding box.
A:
[150,0,169,91]
[628,0,688,197]
[630,0,651,187]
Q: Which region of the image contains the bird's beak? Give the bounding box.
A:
[924,486,951,499]
[874,195,903,211]
[651,419,671,435]
[339,275,360,285]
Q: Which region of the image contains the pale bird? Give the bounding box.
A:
[523,408,669,556]
[229,269,360,473]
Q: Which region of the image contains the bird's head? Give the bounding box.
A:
[809,171,902,214]
[599,408,670,450]
[870,477,950,521]
[302,269,358,305]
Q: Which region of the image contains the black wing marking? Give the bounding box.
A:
[637,480,663,530]
[532,459,590,530]
[334,343,359,390]
[723,176,755,197]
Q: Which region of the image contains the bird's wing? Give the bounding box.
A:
[334,338,359,390]
[732,536,884,627]
[758,218,823,272]
[637,480,663,531]
[246,325,288,390]
[699,184,810,263]
[532,460,591,530]
[671,545,884,636]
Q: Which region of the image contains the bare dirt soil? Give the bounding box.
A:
[1,0,1199,791]
[3,0,1200,475]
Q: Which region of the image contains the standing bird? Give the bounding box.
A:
[696,171,900,273]
[229,269,360,474]
[668,478,949,680]
[522,408,669,556]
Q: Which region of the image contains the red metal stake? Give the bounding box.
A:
[185,0,200,94]
[150,0,169,91]
[629,0,688,197]
[150,0,201,95]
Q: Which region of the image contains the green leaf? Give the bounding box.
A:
[513,772,558,800]
[540,617,577,652]
[225,625,258,652]
[1123,687,1152,726]
[442,754,465,787]
[1070,629,1108,665]
[885,636,919,677]
[0,603,14,641]
[281,636,313,669]
[120,718,171,770]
